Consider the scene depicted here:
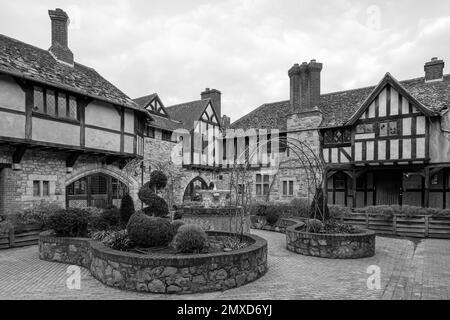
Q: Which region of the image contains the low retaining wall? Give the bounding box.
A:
[39,231,267,294]
[286,225,375,259]
[250,215,300,233]
[179,206,250,234]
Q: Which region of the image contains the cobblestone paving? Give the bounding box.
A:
[0,230,449,300]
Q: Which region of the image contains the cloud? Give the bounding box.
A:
[0,0,449,122]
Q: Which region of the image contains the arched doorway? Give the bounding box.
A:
[183,177,208,202]
[66,173,129,208]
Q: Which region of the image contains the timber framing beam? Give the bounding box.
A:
[12,146,27,164]
[66,152,81,168]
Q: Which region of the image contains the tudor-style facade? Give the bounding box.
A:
[0,9,148,215]
[231,57,450,209]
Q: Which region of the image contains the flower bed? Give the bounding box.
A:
[39,230,267,294]
[285,224,375,259]
[250,215,301,233]
[179,206,250,234]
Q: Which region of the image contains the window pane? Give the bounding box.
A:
[68,96,78,119]
[33,87,44,113]
[335,179,346,190]
[263,184,270,195]
[256,184,262,196]
[324,130,333,144]
[33,181,40,197]
[365,124,374,133]
[58,93,67,117]
[43,181,50,196]
[263,175,270,183]
[389,121,398,135]
[356,125,364,134]
[343,129,352,142]
[91,175,107,195]
[256,174,261,183]
[333,130,343,143]
[283,181,287,195]
[379,122,388,136]
[46,90,56,116]
[289,181,294,195]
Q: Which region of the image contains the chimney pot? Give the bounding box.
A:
[48,8,74,66]
[289,59,322,112]
[425,57,444,82]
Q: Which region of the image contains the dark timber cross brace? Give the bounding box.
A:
[66,152,81,168]
[12,146,27,164]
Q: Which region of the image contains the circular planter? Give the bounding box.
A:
[250,215,300,233]
[286,224,375,259]
[39,230,267,294]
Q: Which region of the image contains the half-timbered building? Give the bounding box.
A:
[231,58,450,208]
[0,9,149,215]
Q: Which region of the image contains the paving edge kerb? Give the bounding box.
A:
[38,230,268,294]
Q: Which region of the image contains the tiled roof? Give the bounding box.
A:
[133,93,158,108]
[231,74,450,130]
[166,99,210,131]
[0,34,143,112]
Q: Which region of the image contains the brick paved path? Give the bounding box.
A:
[0,230,449,300]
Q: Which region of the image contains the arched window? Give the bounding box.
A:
[66,174,128,208]
[183,177,208,202]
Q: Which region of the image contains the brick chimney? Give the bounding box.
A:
[221,115,231,129]
[288,59,322,112]
[201,88,222,119]
[425,57,444,82]
[48,8,74,66]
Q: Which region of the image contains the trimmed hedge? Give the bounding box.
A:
[126,213,174,247]
[120,194,135,225]
[47,208,90,237]
[173,224,208,253]
[357,205,450,218]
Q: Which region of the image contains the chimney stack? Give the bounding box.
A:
[48,8,74,66]
[424,57,444,82]
[201,88,222,119]
[288,59,322,112]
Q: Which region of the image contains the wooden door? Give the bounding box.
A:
[89,174,109,208]
[376,172,402,205]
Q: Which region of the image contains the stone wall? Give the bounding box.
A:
[286,225,376,259]
[39,230,267,294]
[0,149,67,215]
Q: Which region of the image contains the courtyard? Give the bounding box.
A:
[1,230,449,300]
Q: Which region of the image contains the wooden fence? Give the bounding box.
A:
[341,214,450,239]
[0,224,42,250]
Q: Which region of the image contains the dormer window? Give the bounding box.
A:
[323,128,351,146]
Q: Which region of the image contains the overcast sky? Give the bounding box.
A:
[1,0,449,122]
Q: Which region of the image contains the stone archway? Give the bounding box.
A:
[66,164,140,209]
[183,176,209,203]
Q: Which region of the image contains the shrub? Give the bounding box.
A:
[149,170,168,190]
[17,201,62,226]
[89,207,121,231]
[138,185,154,204]
[329,205,352,218]
[127,213,174,247]
[120,194,135,225]
[172,220,185,233]
[173,210,183,220]
[90,230,134,251]
[356,205,450,218]
[265,210,281,225]
[305,219,324,233]
[47,208,90,237]
[144,193,169,217]
[173,224,208,253]
[0,220,14,235]
[290,198,311,217]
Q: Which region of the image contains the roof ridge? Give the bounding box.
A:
[166,99,204,109]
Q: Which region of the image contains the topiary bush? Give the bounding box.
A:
[138,185,154,204]
[47,208,90,237]
[144,192,169,217]
[171,220,185,233]
[149,170,168,190]
[173,224,208,253]
[120,194,135,225]
[17,201,63,226]
[265,209,281,225]
[305,219,324,233]
[127,213,174,247]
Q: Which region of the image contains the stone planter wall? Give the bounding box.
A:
[39,231,267,294]
[286,225,375,259]
[179,206,250,234]
[250,215,300,233]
